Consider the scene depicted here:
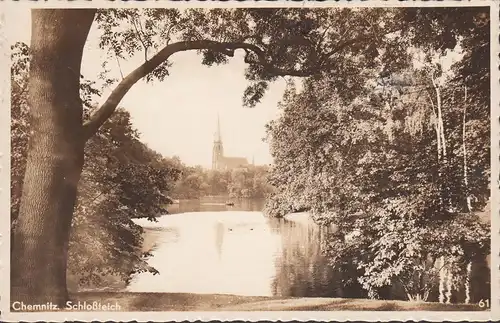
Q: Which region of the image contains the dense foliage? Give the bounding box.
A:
[11,42,181,289]
[265,8,490,303]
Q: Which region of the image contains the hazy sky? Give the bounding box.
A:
[12,9,286,168]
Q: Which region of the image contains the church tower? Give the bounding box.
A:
[212,114,224,170]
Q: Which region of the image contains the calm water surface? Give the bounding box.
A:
[127,197,490,301]
[127,197,361,297]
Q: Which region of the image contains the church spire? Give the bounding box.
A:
[215,113,222,142]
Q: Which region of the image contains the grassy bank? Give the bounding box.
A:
[72,292,484,311]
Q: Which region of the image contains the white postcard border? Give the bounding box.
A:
[0,0,498,321]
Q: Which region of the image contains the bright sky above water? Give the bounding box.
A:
[12,9,285,168]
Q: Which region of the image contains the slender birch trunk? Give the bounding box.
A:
[462,84,473,303]
[463,85,472,211]
[436,125,441,161]
[446,270,454,304]
[465,262,472,304]
[439,256,446,303]
[432,77,447,158]
[429,79,447,304]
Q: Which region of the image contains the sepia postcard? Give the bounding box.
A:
[0,0,498,321]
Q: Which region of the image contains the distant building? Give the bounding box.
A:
[212,115,250,170]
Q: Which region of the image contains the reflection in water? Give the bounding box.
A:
[129,211,280,296]
[269,216,365,298]
[128,198,488,301]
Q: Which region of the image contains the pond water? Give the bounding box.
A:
[127,197,490,302]
[128,197,364,298]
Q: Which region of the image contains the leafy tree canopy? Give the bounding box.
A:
[92,8,417,109]
[264,6,490,302]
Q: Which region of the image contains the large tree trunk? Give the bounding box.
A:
[11,9,95,307]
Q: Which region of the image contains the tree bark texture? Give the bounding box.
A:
[11,9,96,306]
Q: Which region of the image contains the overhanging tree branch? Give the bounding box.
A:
[83,26,386,140]
[82,39,322,140]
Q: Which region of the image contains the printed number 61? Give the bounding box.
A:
[478,299,490,308]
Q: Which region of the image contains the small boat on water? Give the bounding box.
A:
[225,201,235,206]
[166,195,180,204]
